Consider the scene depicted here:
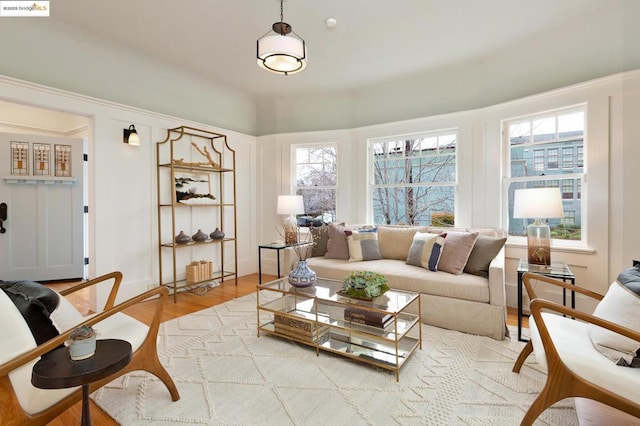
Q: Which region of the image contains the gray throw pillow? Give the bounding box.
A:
[463,236,507,277]
[437,231,479,275]
[324,222,349,260]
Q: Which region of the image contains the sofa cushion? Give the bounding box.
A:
[588,265,640,366]
[346,231,382,262]
[310,225,329,257]
[437,231,479,275]
[463,236,507,277]
[325,222,349,260]
[306,257,490,303]
[406,232,446,271]
[377,225,429,260]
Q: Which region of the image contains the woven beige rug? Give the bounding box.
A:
[92,292,577,425]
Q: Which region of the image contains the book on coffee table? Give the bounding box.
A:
[344,307,393,328]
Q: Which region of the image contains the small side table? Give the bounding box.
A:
[517,260,575,342]
[258,242,311,284]
[32,339,132,426]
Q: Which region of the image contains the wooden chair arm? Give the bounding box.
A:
[58,271,123,311]
[530,297,640,345]
[0,285,167,377]
[523,272,604,302]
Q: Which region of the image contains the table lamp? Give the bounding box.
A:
[513,187,564,266]
[277,195,304,244]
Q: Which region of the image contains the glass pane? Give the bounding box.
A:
[509,121,530,146]
[533,117,556,142]
[558,112,584,138]
[372,185,454,226]
[508,179,581,241]
[510,140,583,178]
[296,188,336,223]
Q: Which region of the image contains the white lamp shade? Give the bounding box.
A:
[513,187,564,219]
[277,195,304,215]
[257,34,307,74]
[127,132,140,146]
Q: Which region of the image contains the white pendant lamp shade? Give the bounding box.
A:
[257,33,307,74]
[257,0,307,75]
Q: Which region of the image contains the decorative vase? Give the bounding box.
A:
[68,336,96,361]
[288,259,317,287]
[192,229,208,242]
[210,227,225,240]
[175,231,191,244]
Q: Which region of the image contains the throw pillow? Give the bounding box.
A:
[406,232,446,271]
[324,222,349,260]
[377,226,429,260]
[437,231,479,275]
[588,265,640,367]
[310,225,329,257]
[346,231,382,262]
[463,235,507,277]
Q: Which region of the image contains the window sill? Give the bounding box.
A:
[505,240,595,255]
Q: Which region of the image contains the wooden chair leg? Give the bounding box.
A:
[513,340,533,373]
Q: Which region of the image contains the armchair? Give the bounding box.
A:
[0,271,179,426]
[513,272,640,425]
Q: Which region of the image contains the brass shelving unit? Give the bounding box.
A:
[156,126,238,302]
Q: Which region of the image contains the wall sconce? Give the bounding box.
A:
[123,125,140,146]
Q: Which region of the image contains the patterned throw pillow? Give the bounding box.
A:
[346,231,382,262]
[406,232,446,271]
[588,265,640,367]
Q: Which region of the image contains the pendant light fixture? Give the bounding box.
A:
[257,0,307,75]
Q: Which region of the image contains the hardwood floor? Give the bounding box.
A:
[42,274,639,425]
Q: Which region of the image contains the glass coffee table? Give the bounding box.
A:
[257,277,421,381]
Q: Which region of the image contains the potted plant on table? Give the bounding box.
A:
[67,325,97,361]
[340,271,390,300]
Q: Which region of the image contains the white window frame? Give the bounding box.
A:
[502,105,587,248]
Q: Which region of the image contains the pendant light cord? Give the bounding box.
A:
[280,0,284,23]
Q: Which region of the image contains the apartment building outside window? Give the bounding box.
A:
[369,131,457,226]
[504,106,585,243]
[293,144,337,224]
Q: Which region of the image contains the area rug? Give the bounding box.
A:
[93,292,577,425]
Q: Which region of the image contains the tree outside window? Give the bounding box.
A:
[370,132,456,226]
[293,145,337,223]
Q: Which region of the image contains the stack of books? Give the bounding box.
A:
[344,307,393,329]
[274,310,330,344]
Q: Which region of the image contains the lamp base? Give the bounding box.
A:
[283,215,298,244]
[527,220,551,266]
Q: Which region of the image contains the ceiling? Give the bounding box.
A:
[52,0,616,100]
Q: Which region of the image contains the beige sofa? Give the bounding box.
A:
[285,225,508,340]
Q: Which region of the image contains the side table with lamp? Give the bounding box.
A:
[513,187,568,341]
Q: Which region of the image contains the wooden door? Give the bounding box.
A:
[0,132,84,281]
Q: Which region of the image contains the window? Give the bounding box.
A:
[293,145,337,223]
[505,106,585,243]
[370,131,457,226]
[547,148,559,169]
[533,149,544,172]
[562,179,574,199]
[562,147,573,169]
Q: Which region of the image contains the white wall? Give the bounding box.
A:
[0,75,257,308]
[257,71,640,310]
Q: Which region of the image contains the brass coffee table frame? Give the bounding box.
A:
[257,277,422,381]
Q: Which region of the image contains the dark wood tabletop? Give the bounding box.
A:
[32,339,132,389]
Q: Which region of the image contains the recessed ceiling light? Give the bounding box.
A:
[326,18,337,28]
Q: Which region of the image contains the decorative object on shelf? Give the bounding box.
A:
[288,259,317,288]
[123,124,140,146]
[210,227,225,240]
[33,143,51,176]
[277,195,304,244]
[11,141,29,176]
[257,0,307,76]
[54,144,72,177]
[192,229,208,242]
[186,260,213,284]
[175,231,191,244]
[67,325,97,361]
[339,271,390,300]
[513,187,564,266]
[175,172,216,204]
